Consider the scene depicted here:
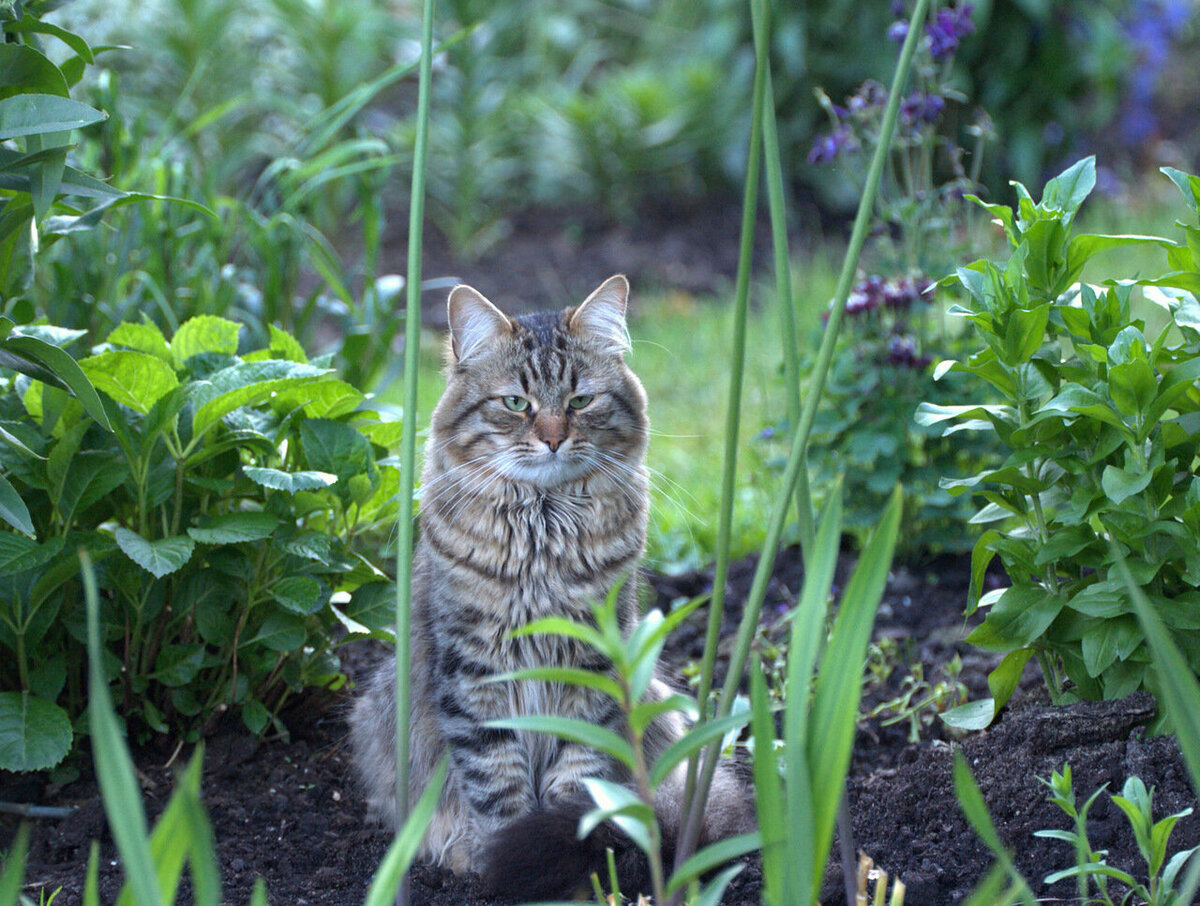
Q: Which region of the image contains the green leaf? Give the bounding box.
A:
[106,321,171,362]
[266,325,307,363]
[241,699,270,735]
[170,315,241,367]
[4,333,111,429]
[0,823,28,903]
[3,18,95,63]
[648,711,752,788]
[362,757,448,906]
[300,417,374,481]
[0,470,33,535]
[966,585,1065,651]
[1100,464,1154,504]
[153,644,206,687]
[0,44,69,99]
[940,698,998,732]
[243,466,337,494]
[1041,155,1095,216]
[666,832,760,895]
[0,533,62,576]
[483,715,634,768]
[0,691,71,771]
[80,349,179,415]
[0,93,105,139]
[578,777,656,856]
[242,613,305,652]
[114,527,194,578]
[269,576,324,615]
[186,512,279,545]
[191,360,333,437]
[485,665,623,702]
[807,485,900,899]
[271,379,365,419]
[343,581,394,630]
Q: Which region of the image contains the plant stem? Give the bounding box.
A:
[760,53,814,561]
[672,0,932,888]
[393,1,435,904]
[680,0,768,836]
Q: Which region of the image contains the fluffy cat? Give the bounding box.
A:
[349,275,752,898]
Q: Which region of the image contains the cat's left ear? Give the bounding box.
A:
[569,274,631,355]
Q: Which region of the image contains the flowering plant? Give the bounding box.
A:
[787,0,1001,554]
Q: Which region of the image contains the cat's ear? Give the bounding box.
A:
[447,285,513,362]
[569,274,631,355]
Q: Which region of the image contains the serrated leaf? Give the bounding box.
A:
[266,325,306,363]
[299,418,374,481]
[191,360,333,437]
[187,512,279,545]
[0,533,62,576]
[242,612,306,652]
[80,349,179,414]
[171,315,241,367]
[114,527,194,578]
[0,691,71,771]
[106,321,171,362]
[270,576,324,615]
[271,379,365,419]
[243,466,337,494]
[153,644,206,687]
[344,581,394,630]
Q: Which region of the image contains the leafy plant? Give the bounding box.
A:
[1036,764,1199,905]
[484,580,756,906]
[921,157,1200,727]
[0,315,401,772]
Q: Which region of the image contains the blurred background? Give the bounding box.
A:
[30,0,1200,569]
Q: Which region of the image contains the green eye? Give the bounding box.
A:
[502,395,530,412]
[568,394,594,410]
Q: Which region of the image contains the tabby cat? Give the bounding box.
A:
[349,275,752,898]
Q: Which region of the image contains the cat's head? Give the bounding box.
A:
[429,275,648,489]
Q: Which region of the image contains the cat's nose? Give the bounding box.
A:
[535,413,566,452]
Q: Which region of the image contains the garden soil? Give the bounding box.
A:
[3,547,1198,906]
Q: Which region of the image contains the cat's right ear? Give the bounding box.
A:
[447,285,513,362]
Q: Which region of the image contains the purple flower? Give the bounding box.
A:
[807,125,858,164]
[848,80,888,114]
[887,20,909,43]
[900,91,945,126]
[925,4,975,61]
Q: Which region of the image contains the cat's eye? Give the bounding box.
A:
[568,394,594,410]
[501,395,530,412]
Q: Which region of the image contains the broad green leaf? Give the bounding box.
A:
[1041,155,1095,216]
[299,417,374,481]
[0,472,34,535]
[940,698,998,732]
[269,576,324,615]
[242,699,270,735]
[5,334,111,429]
[343,581,395,630]
[187,512,279,545]
[484,715,634,767]
[106,321,171,362]
[0,44,69,99]
[243,466,337,494]
[0,691,71,771]
[171,315,241,367]
[1161,166,1200,215]
[80,349,179,415]
[3,18,95,63]
[647,711,752,788]
[966,586,1065,650]
[191,360,333,437]
[941,647,1033,731]
[271,378,364,419]
[0,93,105,139]
[266,325,307,363]
[153,644,206,687]
[0,533,62,576]
[242,613,306,652]
[114,527,194,578]
[1100,464,1154,504]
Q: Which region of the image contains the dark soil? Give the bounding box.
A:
[3,548,1197,906]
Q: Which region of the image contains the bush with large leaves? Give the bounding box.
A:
[0,315,400,771]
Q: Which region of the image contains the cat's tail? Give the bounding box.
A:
[478,801,665,900]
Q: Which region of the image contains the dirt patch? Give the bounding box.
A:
[3,548,1197,906]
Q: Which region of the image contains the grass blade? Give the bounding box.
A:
[364,757,449,906]
[953,751,1037,905]
[749,657,788,903]
[806,486,901,898]
[0,823,27,906]
[81,549,162,906]
[665,832,761,895]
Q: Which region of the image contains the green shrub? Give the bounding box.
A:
[0,315,400,772]
[922,157,1200,728]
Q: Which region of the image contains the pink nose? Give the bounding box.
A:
[535,413,566,451]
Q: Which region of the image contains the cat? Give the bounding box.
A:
[348,275,752,899]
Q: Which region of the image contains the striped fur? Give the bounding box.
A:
[349,276,753,896]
